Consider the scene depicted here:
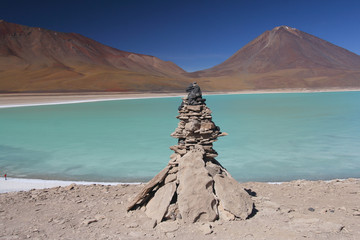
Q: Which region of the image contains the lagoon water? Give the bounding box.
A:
[1,92,360,183]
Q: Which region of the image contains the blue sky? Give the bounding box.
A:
[2,0,360,72]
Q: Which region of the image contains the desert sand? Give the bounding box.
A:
[0,178,359,239]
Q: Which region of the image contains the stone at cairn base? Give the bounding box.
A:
[177,147,218,223]
[127,146,254,225]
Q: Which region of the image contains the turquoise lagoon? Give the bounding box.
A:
[0,92,360,182]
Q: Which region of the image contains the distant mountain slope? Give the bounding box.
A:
[1,22,360,93]
[0,20,189,93]
[189,26,360,90]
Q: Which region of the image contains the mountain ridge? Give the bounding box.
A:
[0,20,189,93]
[1,21,360,93]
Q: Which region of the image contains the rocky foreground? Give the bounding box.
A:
[0,178,359,240]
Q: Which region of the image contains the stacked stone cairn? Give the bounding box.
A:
[128,83,254,226]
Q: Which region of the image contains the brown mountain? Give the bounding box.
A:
[190,26,360,91]
[1,22,360,93]
[0,20,189,93]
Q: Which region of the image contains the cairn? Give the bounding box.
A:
[128,83,253,225]
[170,87,226,160]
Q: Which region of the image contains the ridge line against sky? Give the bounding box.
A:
[2,0,360,72]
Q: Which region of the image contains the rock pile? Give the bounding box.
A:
[170,102,227,160]
[128,83,254,225]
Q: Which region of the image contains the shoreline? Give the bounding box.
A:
[0,177,140,194]
[0,92,185,109]
[0,176,355,194]
[1,87,360,108]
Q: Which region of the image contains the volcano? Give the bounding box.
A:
[190,26,360,91]
[0,20,188,93]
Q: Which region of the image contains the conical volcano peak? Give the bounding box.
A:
[191,22,360,85]
[273,25,297,31]
[272,25,299,35]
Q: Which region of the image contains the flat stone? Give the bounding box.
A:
[185,143,196,148]
[168,167,178,174]
[164,173,177,184]
[202,145,214,150]
[200,130,213,134]
[203,108,212,114]
[201,140,216,144]
[218,203,236,221]
[218,132,228,137]
[164,203,179,220]
[127,165,170,211]
[177,149,218,223]
[169,153,178,161]
[185,138,197,143]
[213,173,253,220]
[145,182,177,223]
[200,122,215,131]
[178,116,189,120]
[205,153,218,158]
[171,131,183,136]
[205,161,223,177]
[186,105,202,111]
[186,112,202,116]
[177,149,187,155]
[169,145,179,151]
[170,146,187,155]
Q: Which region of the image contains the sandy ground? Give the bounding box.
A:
[1,88,360,108]
[0,178,359,240]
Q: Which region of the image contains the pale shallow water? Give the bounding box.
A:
[0,92,359,182]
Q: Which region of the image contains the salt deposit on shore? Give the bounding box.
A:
[0,92,184,108]
[1,88,360,108]
[0,178,132,194]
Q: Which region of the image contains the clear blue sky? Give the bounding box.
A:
[2,0,360,72]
